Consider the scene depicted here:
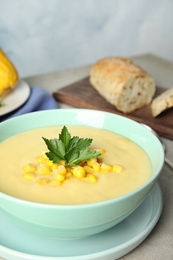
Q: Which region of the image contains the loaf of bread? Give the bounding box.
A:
[89,57,156,113]
[0,48,18,100]
[151,88,173,117]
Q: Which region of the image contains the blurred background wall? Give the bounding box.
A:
[0,0,172,77]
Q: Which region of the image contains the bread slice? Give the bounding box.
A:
[151,88,173,117]
[90,57,156,113]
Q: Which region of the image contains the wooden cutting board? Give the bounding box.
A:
[53,77,173,140]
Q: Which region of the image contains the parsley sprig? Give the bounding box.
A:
[0,102,5,107]
[42,126,101,167]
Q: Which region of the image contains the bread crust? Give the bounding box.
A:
[151,88,173,117]
[90,57,156,113]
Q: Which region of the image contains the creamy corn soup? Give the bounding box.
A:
[0,125,152,204]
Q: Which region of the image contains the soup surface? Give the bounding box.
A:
[0,125,152,204]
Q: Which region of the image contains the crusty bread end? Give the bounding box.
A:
[151,88,173,117]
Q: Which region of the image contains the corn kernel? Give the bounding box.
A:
[84,165,94,174]
[66,171,73,177]
[38,164,52,175]
[36,156,45,164]
[63,178,71,184]
[80,161,86,166]
[66,166,72,172]
[45,159,54,167]
[36,178,50,185]
[51,179,62,187]
[60,160,66,165]
[57,174,66,182]
[23,164,36,173]
[52,163,60,170]
[52,168,64,179]
[100,163,112,173]
[113,165,124,173]
[87,158,97,167]
[52,168,58,176]
[57,165,67,175]
[92,162,101,172]
[23,172,36,181]
[89,174,97,183]
[96,149,105,155]
[81,176,89,182]
[73,166,86,179]
[41,151,48,159]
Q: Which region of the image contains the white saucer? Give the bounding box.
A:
[0,80,31,116]
[0,183,162,260]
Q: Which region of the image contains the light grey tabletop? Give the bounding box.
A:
[1,54,173,260]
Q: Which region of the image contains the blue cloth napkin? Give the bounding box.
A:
[0,86,58,122]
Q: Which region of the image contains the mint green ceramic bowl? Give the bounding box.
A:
[0,109,164,238]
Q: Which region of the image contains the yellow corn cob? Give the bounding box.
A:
[0,48,18,98]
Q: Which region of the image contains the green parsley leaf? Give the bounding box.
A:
[67,136,79,151]
[45,151,62,164]
[42,126,101,166]
[59,126,71,151]
[42,137,65,160]
[79,147,101,161]
[0,102,5,107]
[64,148,79,166]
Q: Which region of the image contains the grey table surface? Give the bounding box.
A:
[1,54,173,260]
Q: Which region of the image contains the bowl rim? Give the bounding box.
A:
[0,108,164,208]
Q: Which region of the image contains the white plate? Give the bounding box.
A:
[0,80,31,116]
[0,183,162,260]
